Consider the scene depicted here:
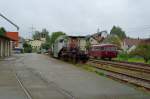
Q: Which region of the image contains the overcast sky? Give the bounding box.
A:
[0,0,150,38]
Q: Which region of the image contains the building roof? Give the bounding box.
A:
[5,32,19,41]
[145,38,150,42]
[123,38,141,46]
[88,31,107,43]
[68,35,86,38]
[92,43,117,47]
[141,38,150,44]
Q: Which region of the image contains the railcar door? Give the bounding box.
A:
[93,46,101,58]
[89,46,95,58]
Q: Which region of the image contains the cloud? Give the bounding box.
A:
[0,0,150,38]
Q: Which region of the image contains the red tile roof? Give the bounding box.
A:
[123,38,141,46]
[141,38,150,44]
[5,32,19,41]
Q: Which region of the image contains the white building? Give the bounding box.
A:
[29,39,45,50]
[88,37,99,45]
[88,30,108,45]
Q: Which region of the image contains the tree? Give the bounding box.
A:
[32,28,51,50]
[33,31,40,40]
[41,28,51,50]
[110,26,126,40]
[41,35,51,50]
[32,28,49,40]
[42,28,50,43]
[130,43,150,63]
[49,31,66,46]
[41,28,49,35]
[41,43,50,50]
[0,27,6,35]
[23,43,32,53]
[103,35,122,48]
[85,40,91,51]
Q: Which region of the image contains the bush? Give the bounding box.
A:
[23,43,32,53]
[130,43,150,63]
[117,52,129,61]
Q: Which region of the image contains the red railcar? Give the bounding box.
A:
[89,44,118,60]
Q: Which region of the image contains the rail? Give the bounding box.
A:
[87,59,150,91]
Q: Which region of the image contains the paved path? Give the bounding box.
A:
[0,53,150,99]
[17,53,150,99]
[0,59,27,99]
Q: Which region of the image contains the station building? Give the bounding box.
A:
[0,32,19,58]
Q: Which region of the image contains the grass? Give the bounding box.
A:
[75,64,106,77]
[76,63,150,93]
[63,60,150,93]
[127,58,145,63]
[115,54,150,64]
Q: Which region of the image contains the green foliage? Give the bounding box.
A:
[95,71,105,76]
[127,57,147,63]
[33,31,40,40]
[117,52,129,61]
[0,27,6,36]
[85,40,91,50]
[49,31,66,46]
[103,35,122,48]
[130,43,150,63]
[41,29,51,50]
[46,34,51,43]
[110,26,126,40]
[41,43,50,50]
[32,28,51,50]
[23,43,32,53]
[33,28,49,40]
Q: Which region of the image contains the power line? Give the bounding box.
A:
[0,13,19,30]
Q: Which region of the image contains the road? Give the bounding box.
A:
[0,53,149,99]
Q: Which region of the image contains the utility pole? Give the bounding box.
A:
[0,13,19,31]
[97,27,100,33]
[30,25,35,39]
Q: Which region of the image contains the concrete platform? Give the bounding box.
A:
[0,61,27,99]
[19,53,150,99]
[0,53,149,99]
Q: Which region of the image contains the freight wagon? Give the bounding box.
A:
[52,35,89,63]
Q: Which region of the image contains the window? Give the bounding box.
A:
[104,47,116,51]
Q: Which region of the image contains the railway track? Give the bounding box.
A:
[11,58,33,99]
[90,59,150,74]
[87,59,150,91]
[15,73,33,99]
[112,60,150,67]
[12,57,75,99]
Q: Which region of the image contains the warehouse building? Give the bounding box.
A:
[0,31,18,58]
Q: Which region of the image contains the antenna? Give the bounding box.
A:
[29,25,35,39]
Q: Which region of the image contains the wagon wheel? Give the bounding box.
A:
[100,57,104,60]
[68,53,72,62]
[72,54,77,64]
[61,54,65,61]
[59,52,63,60]
[65,54,69,61]
[109,57,112,61]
